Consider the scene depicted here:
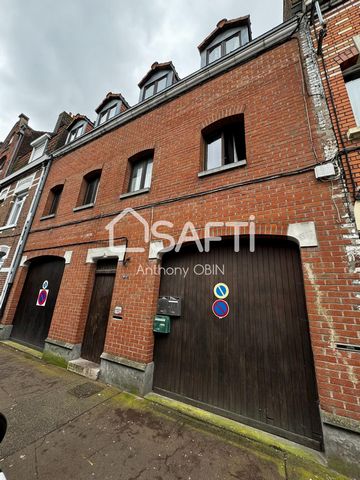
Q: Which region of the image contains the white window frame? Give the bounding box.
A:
[29,133,51,163]
[66,122,85,144]
[97,101,120,126]
[0,245,10,270]
[4,193,27,228]
[14,174,35,195]
[345,68,360,126]
[0,187,9,202]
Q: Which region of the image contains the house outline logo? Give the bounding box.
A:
[105,207,150,253]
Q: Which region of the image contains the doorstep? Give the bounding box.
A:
[67,358,100,380]
[0,340,43,359]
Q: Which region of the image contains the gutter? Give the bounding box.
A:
[0,154,50,189]
[0,156,52,317]
[53,17,299,159]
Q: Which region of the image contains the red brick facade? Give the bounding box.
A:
[0,7,359,473]
[313,0,360,194]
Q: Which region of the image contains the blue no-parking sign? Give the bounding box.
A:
[36,289,49,307]
[212,299,229,319]
[213,283,229,299]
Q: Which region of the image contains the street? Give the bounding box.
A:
[0,344,345,479]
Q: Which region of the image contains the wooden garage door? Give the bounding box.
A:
[11,256,65,350]
[153,238,323,449]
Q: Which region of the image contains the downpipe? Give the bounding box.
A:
[0,156,52,317]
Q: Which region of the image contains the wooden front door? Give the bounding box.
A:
[11,256,65,349]
[81,259,117,364]
[153,238,323,449]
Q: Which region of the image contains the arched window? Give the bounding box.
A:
[76,170,101,208]
[43,184,64,217]
[127,150,154,194]
[0,246,10,270]
[202,114,246,172]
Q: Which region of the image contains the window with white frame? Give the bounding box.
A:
[67,123,85,144]
[14,174,34,195]
[344,67,360,126]
[0,187,9,202]
[0,246,10,269]
[29,134,50,163]
[98,103,119,125]
[5,194,26,227]
[128,152,153,192]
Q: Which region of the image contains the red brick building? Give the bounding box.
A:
[0,8,359,475]
[0,112,71,326]
[284,0,360,474]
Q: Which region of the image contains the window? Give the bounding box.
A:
[344,67,360,126]
[203,115,246,171]
[143,76,168,100]
[77,170,101,207]
[29,134,50,163]
[0,246,10,270]
[67,124,84,144]
[207,32,244,65]
[0,188,9,202]
[44,185,64,217]
[14,174,34,195]
[5,194,26,227]
[30,142,46,162]
[99,104,118,125]
[129,154,153,192]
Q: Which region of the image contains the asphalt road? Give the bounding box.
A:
[0,344,344,480]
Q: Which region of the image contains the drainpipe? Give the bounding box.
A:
[0,155,52,317]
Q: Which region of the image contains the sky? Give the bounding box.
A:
[0,0,283,139]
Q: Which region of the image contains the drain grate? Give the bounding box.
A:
[68,382,104,398]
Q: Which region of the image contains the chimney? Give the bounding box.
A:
[18,113,29,127]
[53,111,73,133]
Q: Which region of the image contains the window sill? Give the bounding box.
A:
[40,214,56,221]
[0,224,16,232]
[120,188,150,200]
[73,203,94,212]
[347,126,360,141]
[198,159,247,178]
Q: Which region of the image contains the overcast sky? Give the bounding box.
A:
[0,0,282,139]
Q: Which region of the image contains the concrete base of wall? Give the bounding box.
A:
[0,324,13,340]
[322,411,360,479]
[99,353,154,396]
[68,358,100,380]
[43,338,82,365]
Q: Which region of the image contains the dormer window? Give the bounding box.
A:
[99,103,118,125]
[95,93,129,127]
[29,133,51,163]
[143,76,167,100]
[198,17,252,68]
[67,123,84,143]
[138,62,180,102]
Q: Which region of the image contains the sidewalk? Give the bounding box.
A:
[0,343,347,480]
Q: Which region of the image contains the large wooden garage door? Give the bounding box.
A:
[11,256,65,350]
[153,238,323,449]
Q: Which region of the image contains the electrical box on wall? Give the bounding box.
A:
[314,163,336,180]
[157,296,182,316]
[153,315,171,334]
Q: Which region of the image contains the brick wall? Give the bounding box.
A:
[313,0,360,193]
[3,36,359,422]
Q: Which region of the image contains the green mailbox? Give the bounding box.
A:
[153,315,171,334]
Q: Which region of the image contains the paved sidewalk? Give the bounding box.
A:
[0,344,346,480]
